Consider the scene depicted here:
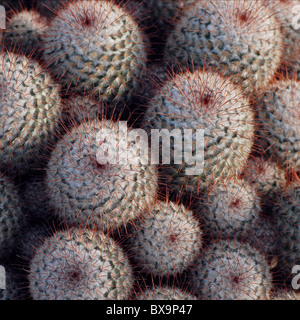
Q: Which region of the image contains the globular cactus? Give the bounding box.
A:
[189,240,274,300]
[144,69,254,196]
[126,200,203,277]
[257,79,300,172]
[243,156,287,196]
[196,177,261,240]
[266,0,300,80]
[3,10,48,57]
[28,227,134,300]
[270,288,300,300]
[165,0,283,93]
[45,119,158,231]
[0,51,62,176]
[0,174,26,263]
[42,0,149,107]
[272,183,300,282]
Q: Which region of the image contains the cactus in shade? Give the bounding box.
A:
[63,95,108,125]
[258,80,300,172]
[270,288,300,300]
[165,0,283,93]
[0,174,26,263]
[0,267,25,300]
[136,0,195,32]
[243,157,287,196]
[45,119,158,231]
[135,285,198,300]
[272,184,300,281]
[126,200,203,277]
[189,240,274,300]
[0,51,62,175]
[241,216,279,261]
[34,0,68,17]
[28,227,134,300]
[20,177,51,223]
[42,0,149,106]
[144,69,254,195]
[266,0,300,80]
[197,178,261,239]
[3,10,48,57]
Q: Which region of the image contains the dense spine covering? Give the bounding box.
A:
[126,200,203,276]
[197,177,261,239]
[165,0,283,93]
[4,10,48,57]
[258,80,300,172]
[46,119,158,231]
[0,174,26,263]
[28,227,134,300]
[42,0,149,107]
[0,51,62,175]
[189,240,274,300]
[144,69,254,195]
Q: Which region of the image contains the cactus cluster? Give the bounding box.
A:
[1,0,299,301]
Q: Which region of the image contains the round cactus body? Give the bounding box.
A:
[28,227,134,300]
[197,178,261,239]
[0,51,62,175]
[266,0,300,80]
[243,157,287,196]
[127,200,203,277]
[189,240,273,300]
[42,0,148,106]
[46,119,158,231]
[165,0,283,93]
[258,80,300,172]
[0,174,26,263]
[144,69,254,195]
[4,10,48,57]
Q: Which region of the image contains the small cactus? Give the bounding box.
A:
[197,177,261,239]
[45,119,158,231]
[42,0,149,107]
[3,10,48,57]
[144,69,254,195]
[28,227,134,300]
[126,200,203,277]
[0,51,62,175]
[165,0,283,93]
[258,79,300,172]
[189,240,274,300]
